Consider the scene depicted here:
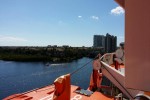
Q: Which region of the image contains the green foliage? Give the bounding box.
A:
[0,46,103,62]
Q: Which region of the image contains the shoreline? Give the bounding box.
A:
[0,56,83,63]
[0,46,103,62]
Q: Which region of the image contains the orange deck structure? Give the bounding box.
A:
[4,85,114,100]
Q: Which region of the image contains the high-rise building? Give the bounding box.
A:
[93,33,117,53]
[111,36,117,52]
[93,35,105,48]
[105,33,117,53]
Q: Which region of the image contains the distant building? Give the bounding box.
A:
[105,33,117,53]
[93,35,105,48]
[47,45,57,48]
[62,45,69,48]
[93,33,117,53]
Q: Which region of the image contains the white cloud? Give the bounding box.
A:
[111,6,124,15]
[78,16,82,18]
[91,16,99,20]
[0,35,28,42]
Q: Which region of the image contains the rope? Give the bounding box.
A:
[6,54,101,100]
[70,54,101,76]
[70,59,93,76]
[0,54,104,81]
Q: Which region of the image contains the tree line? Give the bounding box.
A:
[0,46,104,62]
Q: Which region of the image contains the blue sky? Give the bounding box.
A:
[0,0,124,47]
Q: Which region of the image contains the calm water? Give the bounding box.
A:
[0,57,93,99]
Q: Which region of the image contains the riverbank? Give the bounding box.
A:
[0,46,104,62]
[0,54,80,62]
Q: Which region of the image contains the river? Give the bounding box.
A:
[0,57,93,99]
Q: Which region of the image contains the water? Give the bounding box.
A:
[0,57,93,99]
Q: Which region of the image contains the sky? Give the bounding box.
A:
[0,0,125,47]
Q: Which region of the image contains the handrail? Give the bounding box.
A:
[101,61,134,99]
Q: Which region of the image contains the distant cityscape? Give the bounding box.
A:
[93,33,117,53]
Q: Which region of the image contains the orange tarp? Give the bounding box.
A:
[53,74,71,100]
